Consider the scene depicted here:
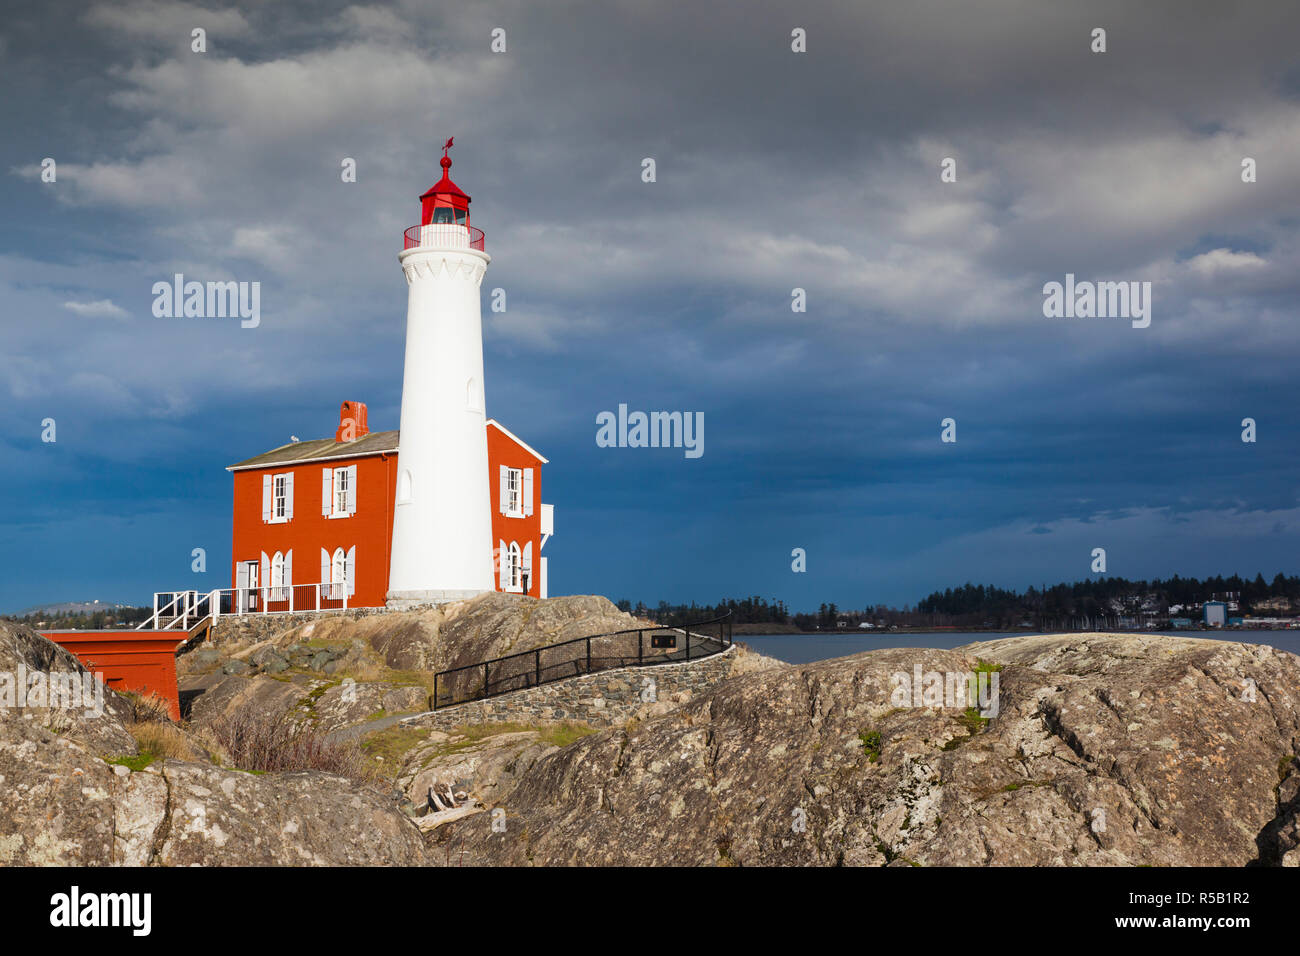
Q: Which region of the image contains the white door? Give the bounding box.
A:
[242,561,259,612]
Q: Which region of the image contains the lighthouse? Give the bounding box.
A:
[386,139,496,607]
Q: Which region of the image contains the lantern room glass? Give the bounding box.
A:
[431,205,468,225]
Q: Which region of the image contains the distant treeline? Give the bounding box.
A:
[621,572,1300,631]
[1,607,153,630]
[915,573,1299,626]
[617,596,807,629]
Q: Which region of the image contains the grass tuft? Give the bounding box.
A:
[127,720,200,762]
[106,753,155,772]
[118,690,174,724]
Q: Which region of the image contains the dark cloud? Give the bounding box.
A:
[1,0,1298,610]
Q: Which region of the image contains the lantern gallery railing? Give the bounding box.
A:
[402,223,486,251]
[428,612,733,711]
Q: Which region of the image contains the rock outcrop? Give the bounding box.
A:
[402,642,774,732]
[189,672,318,730]
[436,592,652,671]
[179,592,653,733]
[224,592,651,675]
[0,622,426,865]
[427,634,1300,866]
[14,611,1297,867]
[0,620,137,756]
[399,729,563,821]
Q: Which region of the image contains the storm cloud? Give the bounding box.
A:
[2,0,1298,610]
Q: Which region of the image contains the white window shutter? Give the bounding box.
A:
[320,548,329,588]
[347,464,358,514]
[262,475,272,522]
[345,546,356,596]
[284,472,294,520]
[523,541,532,582]
[322,468,332,516]
[523,468,534,516]
[498,539,507,589]
[260,551,270,590]
[236,562,249,590]
[499,465,508,514]
[284,549,292,587]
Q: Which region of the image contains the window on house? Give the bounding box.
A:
[331,548,346,600]
[334,468,349,516]
[506,468,522,516]
[508,542,522,591]
[271,551,286,601]
[264,472,293,523]
[324,465,356,518]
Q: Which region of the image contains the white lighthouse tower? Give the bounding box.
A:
[386,139,495,607]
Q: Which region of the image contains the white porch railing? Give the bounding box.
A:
[136,583,351,631]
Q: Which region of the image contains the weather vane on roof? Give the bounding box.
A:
[442,136,454,158]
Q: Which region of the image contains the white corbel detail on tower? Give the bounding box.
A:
[401,251,488,286]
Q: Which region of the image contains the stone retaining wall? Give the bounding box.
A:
[403,645,739,730]
[208,607,389,645]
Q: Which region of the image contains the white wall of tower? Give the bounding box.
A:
[386,240,495,605]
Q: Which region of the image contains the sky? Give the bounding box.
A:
[2,0,1299,613]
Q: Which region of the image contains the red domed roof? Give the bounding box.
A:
[419,140,473,227]
[420,154,471,203]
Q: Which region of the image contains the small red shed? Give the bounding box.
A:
[40,630,185,720]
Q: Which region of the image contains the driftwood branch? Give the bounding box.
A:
[414,802,484,832]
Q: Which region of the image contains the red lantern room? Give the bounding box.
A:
[420,138,471,226]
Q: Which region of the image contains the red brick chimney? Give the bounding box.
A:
[335,401,369,442]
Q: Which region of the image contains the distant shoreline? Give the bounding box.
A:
[732,624,1300,636]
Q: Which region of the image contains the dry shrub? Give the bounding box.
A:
[332,657,385,683]
[128,720,203,762]
[207,710,378,783]
[121,691,175,724]
[116,691,209,762]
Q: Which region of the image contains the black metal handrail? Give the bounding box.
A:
[431,612,733,710]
